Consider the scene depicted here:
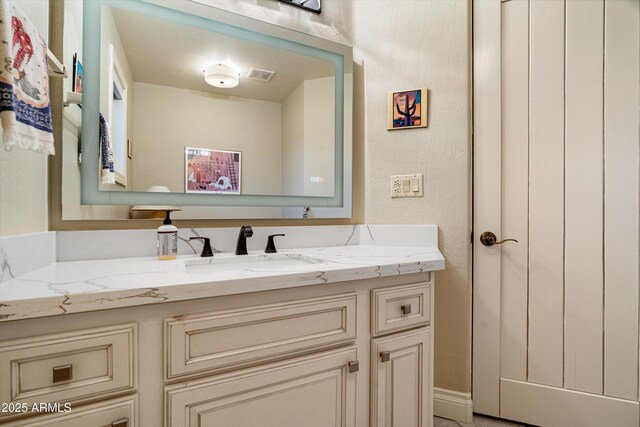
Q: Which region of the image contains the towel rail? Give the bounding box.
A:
[47,49,68,78]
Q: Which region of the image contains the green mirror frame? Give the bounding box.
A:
[81,0,352,217]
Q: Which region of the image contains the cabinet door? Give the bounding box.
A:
[3,396,136,427]
[371,328,431,427]
[166,347,358,427]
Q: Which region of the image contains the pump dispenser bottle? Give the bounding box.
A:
[157,211,178,260]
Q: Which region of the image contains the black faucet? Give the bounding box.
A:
[235,226,253,255]
[189,237,213,257]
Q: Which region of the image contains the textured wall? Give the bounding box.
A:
[190,0,353,45]
[148,0,473,394]
[0,0,50,237]
[52,0,473,394]
[353,0,472,393]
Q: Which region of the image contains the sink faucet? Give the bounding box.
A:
[235,225,253,255]
[189,237,213,257]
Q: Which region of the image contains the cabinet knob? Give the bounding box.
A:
[52,364,73,383]
[348,360,359,373]
[401,303,412,315]
[112,418,129,427]
[380,351,391,363]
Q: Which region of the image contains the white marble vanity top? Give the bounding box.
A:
[0,245,444,322]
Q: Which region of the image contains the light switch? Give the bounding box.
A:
[390,174,423,198]
[412,178,420,192]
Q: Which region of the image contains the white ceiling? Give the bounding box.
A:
[110,7,335,103]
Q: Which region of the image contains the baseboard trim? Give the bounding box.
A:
[434,387,473,423]
[500,378,639,427]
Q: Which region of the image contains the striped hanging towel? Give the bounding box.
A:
[0,0,54,155]
[99,113,115,184]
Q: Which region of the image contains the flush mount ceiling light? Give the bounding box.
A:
[204,64,239,88]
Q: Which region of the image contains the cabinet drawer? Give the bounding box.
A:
[165,347,357,427]
[165,293,356,380]
[371,282,431,336]
[0,324,136,414]
[3,395,137,426]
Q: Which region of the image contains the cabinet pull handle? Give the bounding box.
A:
[401,303,412,315]
[52,364,73,383]
[348,360,359,373]
[380,351,391,362]
[112,418,129,427]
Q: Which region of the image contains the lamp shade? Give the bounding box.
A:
[204,64,239,88]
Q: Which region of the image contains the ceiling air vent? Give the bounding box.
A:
[247,67,276,82]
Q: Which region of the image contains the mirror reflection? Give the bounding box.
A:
[99,5,336,198]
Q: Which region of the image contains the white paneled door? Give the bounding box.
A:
[473,0,640,426]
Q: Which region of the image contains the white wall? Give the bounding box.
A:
[281,76,335,197]
[60,0,131,220]
[188,0,352,45]
[99,5,134,191]
[132,82,282,195]
[353,0,472,393]
[281,82,305,195]
[0,0,50,236]
[53,0,474,396]
[303,76,335,197]
[146,0,473,395]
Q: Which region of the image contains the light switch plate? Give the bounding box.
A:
[390,174,423,198]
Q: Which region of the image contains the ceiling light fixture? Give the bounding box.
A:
[204,64,239,88]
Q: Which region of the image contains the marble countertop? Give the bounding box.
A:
[0,245,444,322]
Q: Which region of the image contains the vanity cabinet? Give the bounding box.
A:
[370,282,433,427]
[166,347,358,427]
[164,294,357,380]
[0,324,137,424]
[0,273,434,427]
[2,396,136,427]
[371,328,431,427]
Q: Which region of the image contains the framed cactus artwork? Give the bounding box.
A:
[387,87,428,130]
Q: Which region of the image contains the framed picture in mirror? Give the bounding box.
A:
[185,147,241,194]
[72,53,83,93]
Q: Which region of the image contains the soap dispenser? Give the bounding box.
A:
[157,211,178,260]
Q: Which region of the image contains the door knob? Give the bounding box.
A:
[480,231,518,247]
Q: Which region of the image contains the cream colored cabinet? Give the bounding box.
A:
[166,347,358,427]
[164,293,356,380]
[371,282,431,336]
[371,328,432,427]
[0,324,137,423]
[2,396,137,427]
[0,273,434,427]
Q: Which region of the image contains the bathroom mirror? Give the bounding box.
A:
[73,0,352,218]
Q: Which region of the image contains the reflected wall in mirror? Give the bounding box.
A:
[98,4,336,198]
[58,0,352,220]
